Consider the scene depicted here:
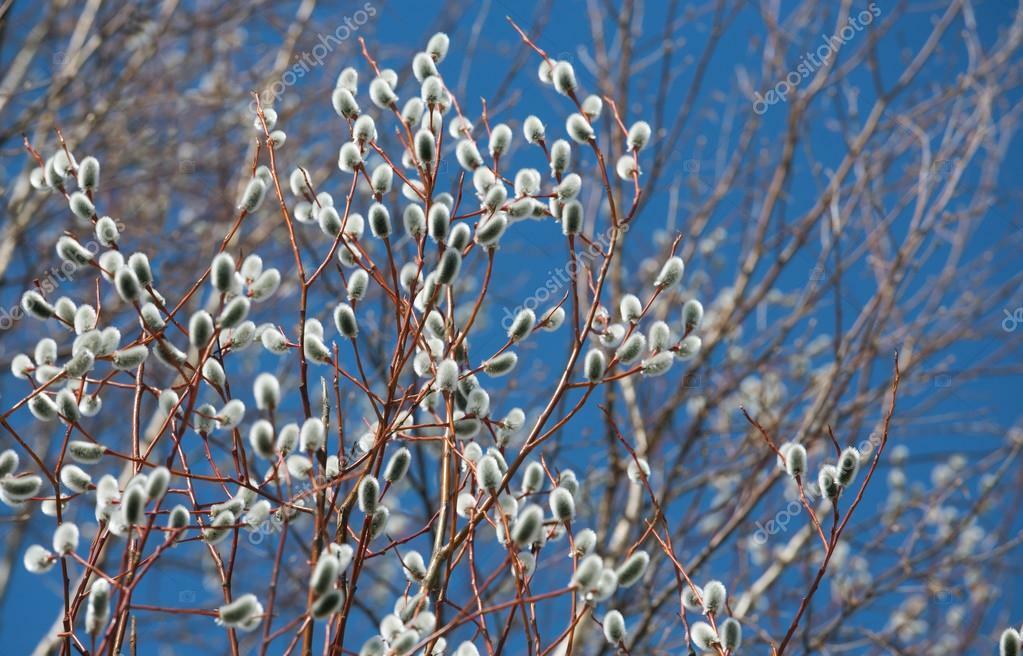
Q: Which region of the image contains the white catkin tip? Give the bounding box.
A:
[582,94,603,120]
[69,191,95,220]
[654,256,685,288]
[616,551,649,588]
[627,121,652,151]
[333,303,358,338]
[549,487,575,522]
[682,299,704,332]
[512,504,544,548]
[60,465,92,493]
[690,621,718,650]
[615,154,639,180]
[483,351,518,377]
[217,594,263,631]
[146,466,171,501]
[253,372,281,410]
[572,554,603,588]
[24,544,55,573]
[0,450,19,478]
[436,248,461,285]
[641,352,674,377]
[300,417,326,452]
[52,522,79,555]
[402,550,427,581]
[476,455,502,491]
[837,446,861,486]
[1001,630,1021,656]
[785,444,807,478]
[426,32,450,62]
[86,579,111,636]
[561,200,583,235]
[310,554,340,596]
[566,113,594,143]
[721,618,742,650]
[521,461,544,494]
[211,253,235,292]
[584,349,606,382]
[603,610,626,644]
[188,311,214,348]
[553,61,577,94]
[702,580,727,614]
[574,528,597,556]
[508,309,536,342]
[358,476,380,513]
[675,335,701,359]
[384,447,412,482]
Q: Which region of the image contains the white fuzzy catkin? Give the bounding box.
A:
[574,528,597,556]
[24,544,55,573]
[95,216,119,246]
[818,464,840,499]
[253,373,281,410]
[310,553,340,596]
[682,299,704,332]
[837,446,861,486]
[721,618,742,650]
[583,349,606,382]
[508,309,535,342]
[552,61,577,94]
[483,351,518,376]
[786,443,808,478]
[426,32,449,61]
[86,580,111,636]
[616,550,650,588]
[249,420,275,459]
[675,335,701,359]
[690,621,718,651]
[626,121,652,151]
[146,466,171,501]
[616,334,646,364]
[702,580,727,614]
[490,124,512,156]
[436,248,462,285]
[333,303,358,338]
[211,253,235,292]
[189,311,214,348]
[384,447,412,482]
[476,455,502,491]
[654,256,685,288]
[566,113,594,143]
[216,594,263,631]
[358,476,380,513]
[512,504,545,548]
[60,465,92,493]
[300,417,326,452]
[1001,630,1022,656]
[523,116,545,144]
[549,487,575,522]
[573,554,603,588]
[603,610,626,644]
[561,200,583,235]
[52,522,79,555]
[640,352,674,377]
